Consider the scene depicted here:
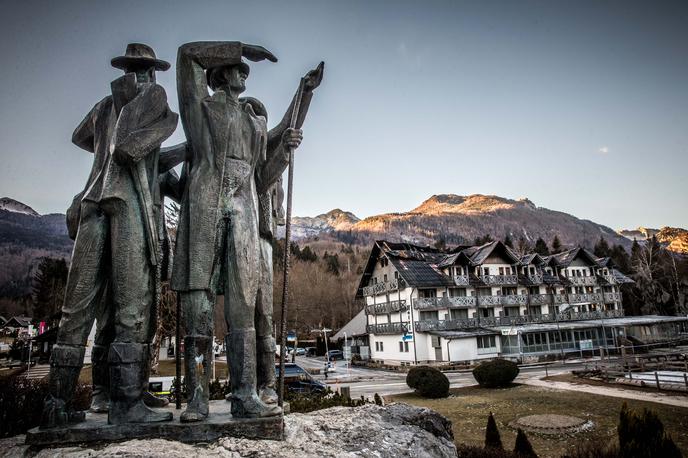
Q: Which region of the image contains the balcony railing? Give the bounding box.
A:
[365,300,408,315]
[453,275,470,286]
[529,294,552,306]
[480,274,518,285]
[414,296,476,310]
[601,275,618,285]
[603,292,622,303]
[477,295,501,306]
[413,309,625,332]
[568,277,597,286]
[366,322,408,335]
[553,294,567,304]
[568,293,603,304]
[362,278,405,296]
[527,274,544,284]
[500,295,529,306]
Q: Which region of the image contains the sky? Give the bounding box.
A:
[0,0,686,230]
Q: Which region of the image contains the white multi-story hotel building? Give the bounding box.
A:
[355,240,687,365]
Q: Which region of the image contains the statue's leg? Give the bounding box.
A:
[41,202,107,429]
[106,198,171,424]
[256,237,277,404]
[224,207,281,418]
[90,290,115,413]
[180,289,214,423]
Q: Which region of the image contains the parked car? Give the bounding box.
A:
[294,347,306,356]
[275,363,327,394]
[304,347,317,357]
[326,350,343,361]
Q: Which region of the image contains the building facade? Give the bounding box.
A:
[356,240,687,365]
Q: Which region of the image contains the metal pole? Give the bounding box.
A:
[175,291,182,410]
[278,78,306,407]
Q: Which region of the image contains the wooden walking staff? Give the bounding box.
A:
[175,291,182,409]
[278,77,306,407]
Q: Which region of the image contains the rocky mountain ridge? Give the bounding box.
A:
[617,226,688,255]
[0,197,39,216]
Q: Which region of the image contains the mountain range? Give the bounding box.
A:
[2,194,686,297]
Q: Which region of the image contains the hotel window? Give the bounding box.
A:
[477,335,497,349]
[404,341,409,352]
[379,342,383,351]
[384,274,388,282]
[499,267,504,275]
[399,342,404,352]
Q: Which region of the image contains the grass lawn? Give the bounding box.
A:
[78,359,230,384]
[388,384,688,458]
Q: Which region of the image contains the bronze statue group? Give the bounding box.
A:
[40,42,323,429]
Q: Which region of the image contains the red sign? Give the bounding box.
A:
[39,321,46,335]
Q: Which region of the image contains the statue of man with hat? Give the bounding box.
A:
[172,41,315,421]
[41,43,178,428]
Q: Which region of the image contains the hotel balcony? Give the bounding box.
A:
[527,273,544,284]
[480,274,518,286]
[365,300,408,315]
[413,309,625,332]
[568,277,598,286]
[366,322,409,335]
[529,294,552,306]
[362,278,405,296]
[414,296,476,310]
[568,293,603,304]
[499,294,529,306]
[453,275,470,286]
[603,292,622,303]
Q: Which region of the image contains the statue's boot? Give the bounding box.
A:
[40,344,86,429]
[142,344,170,408]
[90,344,110,413]
[107,342,172,425]
[257,336,278,405]
[227,330,281,418]
[180,336,211,422]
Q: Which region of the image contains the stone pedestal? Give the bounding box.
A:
[25,401,283,446]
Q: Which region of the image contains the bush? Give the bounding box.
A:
[406,366,449,398]
[472,359,519,388]
[617,402,681,458]
[0,375,91,438]
[485,412,503,449]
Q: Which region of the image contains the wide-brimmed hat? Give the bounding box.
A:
[206,61,250,89]
[111,43,170,71]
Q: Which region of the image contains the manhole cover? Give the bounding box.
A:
[510,414,592,435]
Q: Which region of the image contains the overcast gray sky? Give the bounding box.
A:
[0,0,686,230]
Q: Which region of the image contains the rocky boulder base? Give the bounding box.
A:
[4,403,456,458]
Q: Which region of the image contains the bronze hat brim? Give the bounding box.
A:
[111,56,171,71]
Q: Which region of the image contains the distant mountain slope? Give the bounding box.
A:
[337,194,631,250]
[617,226,688,254]
[0,203,72,297]
[287,209,360,239]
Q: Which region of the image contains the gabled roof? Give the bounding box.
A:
[3,316,32,328]
[332,308,367,340]
[439,241,520,268]
[520,253,546,266]
[388,256,454,289]
[548,247,600,267]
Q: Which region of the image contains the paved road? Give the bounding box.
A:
[293,356,588,399]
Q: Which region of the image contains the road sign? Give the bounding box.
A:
[402,333,413,341]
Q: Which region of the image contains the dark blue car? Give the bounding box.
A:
[275,363,327,394]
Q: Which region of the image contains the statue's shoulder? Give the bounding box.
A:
[240,97,267,121]
[93,95,113,113]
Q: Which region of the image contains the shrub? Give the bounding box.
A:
[513,428,537,457]
[473,359,519,388]
[485,412,503,449]
[406,366,449,398]
[0,375,91,438]
[617,402,681,458]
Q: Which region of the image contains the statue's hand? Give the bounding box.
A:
[241,44,278,63]
[303,61,325,91]
[282,128,303,150]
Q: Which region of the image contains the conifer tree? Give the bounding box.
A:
[513,428,537,457]
[503,234,514,249]
[594,236,611,257]
[484,412,503,449]
[534,238,549,256]
[551,235,562,254]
